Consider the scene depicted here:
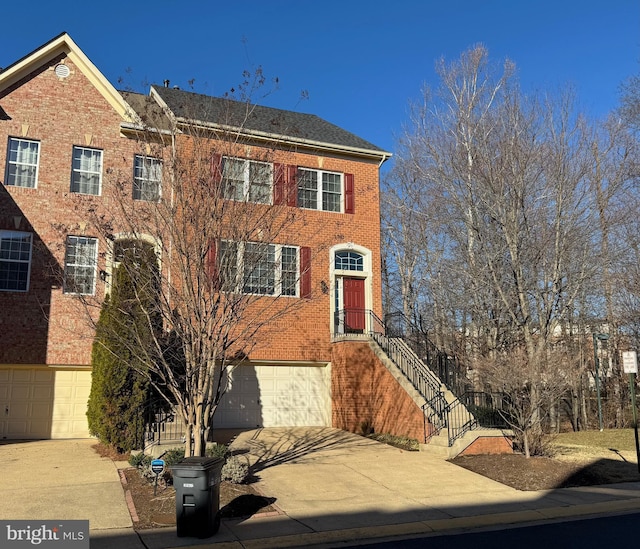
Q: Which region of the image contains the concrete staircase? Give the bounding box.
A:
[370,335,512,458]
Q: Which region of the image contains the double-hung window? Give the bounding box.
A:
[0,230,32,291]
[219,241,298,296]
[5,138,40,188]
[297,168,342,212]
[71,146,102,195]
[133,155,162,201]
[222,157,272,204]
[64,236,98,295]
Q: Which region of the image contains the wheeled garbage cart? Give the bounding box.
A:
[171,456,224,538]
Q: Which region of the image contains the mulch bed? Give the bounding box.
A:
[451,453,640,491]
[121,468,277,530]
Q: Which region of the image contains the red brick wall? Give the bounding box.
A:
[332,340,427,441]
[0,54,138,365]
[0,54,383,369]
[459,436,513,455]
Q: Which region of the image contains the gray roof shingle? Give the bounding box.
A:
[149,85,389,157]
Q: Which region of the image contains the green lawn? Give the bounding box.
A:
[553,429,639,452]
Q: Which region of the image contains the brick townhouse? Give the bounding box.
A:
[0,33,439,443]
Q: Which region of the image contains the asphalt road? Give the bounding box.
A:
[352,511,640,549]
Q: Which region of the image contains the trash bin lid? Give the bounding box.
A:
[171,456,224,472]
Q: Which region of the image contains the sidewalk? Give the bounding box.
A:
[94,428,640,548]
[2,432,640,549]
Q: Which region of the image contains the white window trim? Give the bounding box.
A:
[223,156,273,204]
[0,230,33,292]
[298,167,343,213]
[133,155,162,201]
[63,236,98,295]
[222,240,299,297]
[5,137,40,189]
[71,146,103,196]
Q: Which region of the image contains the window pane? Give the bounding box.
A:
[71,147,102,195]
[335,251,364,271]
[248,161,272,204]
[243,243,275,295]
[64,236,97,294]
[219,240,239,291]
[297,169,317,209]
[133,155,162,201]
[6,138,39,188]
[222,158,245,201]
[0,231,32,291]
[281,246,298,296]
[322,172,341,212]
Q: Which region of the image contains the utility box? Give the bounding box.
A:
[171,456,224,538]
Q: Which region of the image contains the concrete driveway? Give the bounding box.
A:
[3,429,640,549]
[0,438,132,530]
[229,427,524,528]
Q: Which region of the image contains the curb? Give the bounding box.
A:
[163,498,640,549]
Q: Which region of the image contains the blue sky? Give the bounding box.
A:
[2,1,638,163]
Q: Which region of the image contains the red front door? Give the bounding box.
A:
[343,277,365,333]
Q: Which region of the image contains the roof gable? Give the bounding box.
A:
[0,32,134,121]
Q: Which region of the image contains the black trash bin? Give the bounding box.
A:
[171,456,224,538]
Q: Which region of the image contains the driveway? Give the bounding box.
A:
[228,427,526,530]
[0,438,132,530]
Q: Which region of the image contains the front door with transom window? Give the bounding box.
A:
[332,246,371,336]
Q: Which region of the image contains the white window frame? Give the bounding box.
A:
[64,236,98,295]
[0,230,33,292]
[297,168,343,212]
[220,240,298,297]
[71,146,103,195]
[5,138,40,189]
[133,155,162,201]
[222,157,272,204]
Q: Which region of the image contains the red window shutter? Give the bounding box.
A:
[287,165,298,207]
[300,246,311,298]
[274,164,297,207]
[273,162,284,205]
[211,153,223,185]
[344,173,355,214]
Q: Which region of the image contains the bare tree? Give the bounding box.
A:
[79,81,329,456]
[384,46,604,442]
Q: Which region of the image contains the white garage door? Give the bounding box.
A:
[213,363,331,428]
[0,368,91,440]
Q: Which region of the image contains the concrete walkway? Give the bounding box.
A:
[3,430,640,548]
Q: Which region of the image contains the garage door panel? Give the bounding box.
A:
[214,364,330,429]
[33,385,54,399]
[9,386,31,400]
[7,420,29,435]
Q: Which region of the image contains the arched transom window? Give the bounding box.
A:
[335,250,364,271]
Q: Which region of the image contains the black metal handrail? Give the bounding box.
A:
[144,412,186,448]
[334,309,478,446]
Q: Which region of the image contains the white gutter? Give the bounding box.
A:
[173,118,392,163]
[119,122,175,136]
